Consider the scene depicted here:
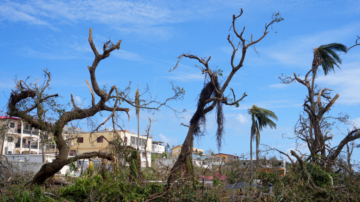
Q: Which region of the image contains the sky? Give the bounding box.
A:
[0,0,360,164]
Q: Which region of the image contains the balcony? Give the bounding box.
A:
[15,144,39,149]
[23,130,40,136]
[46,145,56,149]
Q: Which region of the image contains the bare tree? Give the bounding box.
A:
[6,29,184,185]
[166,9,283,184]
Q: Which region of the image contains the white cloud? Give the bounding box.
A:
[236,113,249,124]
[268,83,287,89]
[112,50,143,61]
[232,100,302,111]
[159,133,178,147]
[165,72,204,82]
[74,96,88,108]
[316,62,360,105]
[0,81,15,89]
[19,47,80,60]
[351,117,360,127]
[285,142,310,161]
[0,0,211,38]
[0,2,57,30]
[261,23,360,68]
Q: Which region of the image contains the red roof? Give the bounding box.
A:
[201,173,227,181]
[0,116,20,120]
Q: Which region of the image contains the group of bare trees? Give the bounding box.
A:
[1,8,360,188]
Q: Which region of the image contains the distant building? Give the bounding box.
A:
[0,116,44,155]
[152,141,165,154]
[171,145,204,158]
[0,116,82,156]
[155,154,219,169]
[214,153,239,163]
[68,130,152,167]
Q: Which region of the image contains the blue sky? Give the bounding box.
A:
[1,0,360,164]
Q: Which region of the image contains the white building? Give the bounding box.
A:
[0,116,43,155]
[152,140,165,154]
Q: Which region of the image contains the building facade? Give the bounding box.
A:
[0,116,81,156]
[68,130,152,167]
[170,145,204,158]
[152,141,165,154]
[214,153,239,163]
[0,116,43,155]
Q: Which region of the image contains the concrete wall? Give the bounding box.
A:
[155,158,216,169]
[5,154,71,175]
[6,161,70,176]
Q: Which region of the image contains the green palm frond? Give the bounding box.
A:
[249,105,278,134]
[314,43,347,75]
[322,48,342,64]
[321,43,348,53]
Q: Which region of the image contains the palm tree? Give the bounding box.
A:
[135,89,143,180]
[310,43,348,161]
[311,43,347,87]
[248,105,278,179]
[135,89,140,150]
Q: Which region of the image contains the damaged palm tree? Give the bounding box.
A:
[135,89,143,181]
[167,9,283,184]
[280,42,360,171]
[7,29,184,185]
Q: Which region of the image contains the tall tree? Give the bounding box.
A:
[7,29,184,185]
[248,105,277,178]
[135,89,143,180]
[281,42,360,171]
[167,9,283,184]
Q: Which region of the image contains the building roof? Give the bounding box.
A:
[153,140,164,143]
[214,153,239,157]
[0,116,20,120]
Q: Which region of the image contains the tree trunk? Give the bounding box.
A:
[167,123,196,185]
[136,114,143,181]
[250,132,253,179]
[256,140,259,169]
[42,143,45,164]
[0,134,5,156]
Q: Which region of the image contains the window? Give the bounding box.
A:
[124,136,128,143]
[77,137,84,143]
[8,151,12,154]
[97,137,103,143]
[24,125,29,130]
[10,122,15,128]
[131,136,135,145]
[7,136,13,142]
[44,135,48,140]
[142,152,146,158]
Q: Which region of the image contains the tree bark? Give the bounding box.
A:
[250,131,253,179]
[32,150,113,185]
[256,139,259,169]
[327,129,360,171]
[167,123,196,185]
